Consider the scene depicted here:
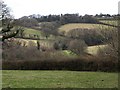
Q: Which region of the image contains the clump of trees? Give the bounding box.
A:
[1,1,23,42]
[40,21,61,35]
[97,28,118,58]
[68,39,87,55]
[64,28,105,46]
[53,38,69,50]
[1,1,16,42]
[14,16,38,28]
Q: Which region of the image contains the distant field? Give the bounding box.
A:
[15,27,55,40]
[2,70,118,88]
[85,45,108,55]
[23,28,43,36]
[14,38,54,48]
[22,28,46,39]
[58,23,115,34]
[99,20,118,26]
[22,27,65,40]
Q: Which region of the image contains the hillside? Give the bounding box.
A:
[23,28,43,36]
[18,27,47,39]
[7,22,117,58]
[14,38,55,49]
[99,20,118,26]
[85,45,108,55]
[58,23,115,35]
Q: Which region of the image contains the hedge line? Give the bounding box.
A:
[2,56,118,72]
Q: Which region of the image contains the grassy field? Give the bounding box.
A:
[58,23,115,34]
[2,70,118,88]
[14,36,65,48]
[99,20,118,26]
[22,28,46,39]
[14,38,55,47]
[23,28,43,36]
[23,28,62,40]
[85,45,108,55]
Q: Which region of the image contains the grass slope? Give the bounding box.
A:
[99,20,118,26]
[58,23,114,34]
[23,28,63,40]
[24,28,43,36]
[85,45,108,55]
[2,70,118,88]
[22,28,46,39]
[14,38,54,48]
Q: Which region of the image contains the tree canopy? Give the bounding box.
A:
[1,1,22,41]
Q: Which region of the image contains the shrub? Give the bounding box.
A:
[68,39,87,55]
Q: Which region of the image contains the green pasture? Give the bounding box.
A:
[2,70,118,88]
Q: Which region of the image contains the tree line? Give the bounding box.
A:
[18,14,99,25]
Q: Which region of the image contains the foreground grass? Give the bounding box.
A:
[2,70,118,88]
